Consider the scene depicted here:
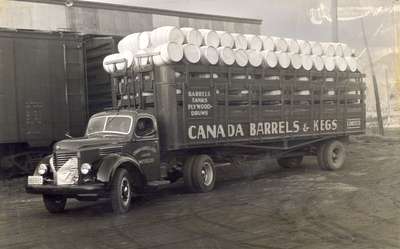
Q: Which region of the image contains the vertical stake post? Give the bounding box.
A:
[361,18,384,136]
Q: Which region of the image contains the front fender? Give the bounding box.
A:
[96,154,143,183]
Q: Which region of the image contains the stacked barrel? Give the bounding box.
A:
[103,26,358,74]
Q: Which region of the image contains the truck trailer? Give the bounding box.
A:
[26,54,366,214]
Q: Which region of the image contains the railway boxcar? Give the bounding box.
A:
[0,30,87,175]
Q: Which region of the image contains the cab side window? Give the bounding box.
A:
[135,117,156,137]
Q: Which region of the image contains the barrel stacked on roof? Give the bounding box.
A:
[103,26,358,74]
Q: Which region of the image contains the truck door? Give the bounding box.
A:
[132,115,160,181]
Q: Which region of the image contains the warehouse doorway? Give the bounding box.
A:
[84,36,120,116]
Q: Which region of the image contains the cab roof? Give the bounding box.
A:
[90,108,154,118]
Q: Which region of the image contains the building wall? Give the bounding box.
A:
[0,0,261,35]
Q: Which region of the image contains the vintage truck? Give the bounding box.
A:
[26,61,366,214]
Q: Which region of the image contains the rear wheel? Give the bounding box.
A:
[317,140,346,171]
[111,168,133,214]
[191,155,216,193]
[43,195,66,213]
[277,156,303,168]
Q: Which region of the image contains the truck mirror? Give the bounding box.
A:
[65,132,73,139]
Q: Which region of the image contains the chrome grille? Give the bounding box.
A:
[99,146,122,156]
[54,151,77,169]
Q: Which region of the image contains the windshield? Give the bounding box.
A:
[86,115,133,135]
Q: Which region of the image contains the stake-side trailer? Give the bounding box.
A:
[27,59,366,214]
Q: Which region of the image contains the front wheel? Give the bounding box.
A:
[111,168,133,214]
[43,195,66,213]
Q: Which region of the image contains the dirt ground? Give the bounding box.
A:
[1,135,400,249]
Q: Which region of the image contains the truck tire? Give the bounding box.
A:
[317,140,346,171]
[43,195,66,213]
[111,168,133,214]
[191,155,216,193]
[277,156,303,168]
[183,156,196,192]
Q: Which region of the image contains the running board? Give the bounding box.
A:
[215,162,231,168]
[147,180,171,187]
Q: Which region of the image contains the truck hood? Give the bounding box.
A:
[54,136,126,151]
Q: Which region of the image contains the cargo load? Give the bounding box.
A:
[104,26,359,73]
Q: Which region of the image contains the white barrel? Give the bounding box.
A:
[246,49,263,67]
[217,47,235,66]
[301,54,313,71]
[290,53,302,69]
[103,51,134,73]
[333,43,344,57]
[261,50,278,68]
[150,26,185,46]
[285,38,300,54]
[276,52,291,69]
[321,42,336,56]
[182,44,201,64]
[298,40,312,55]
[345,56,358,72]
[138,31,151,50]
[272,37,288,52]
[311,55,324,71]
[244,34,263,51]
[322,56,335,71]
[259,35,275,51]
[233,49,248,67]
[310,41,323,56]
[216,31,234,48]
[180,27,203,46]
[117,33,141,54]
[198,29,220,48]
[231,33,248,50]
[335,56,347,71]
[153,42,183,66]
[199,46,219,65]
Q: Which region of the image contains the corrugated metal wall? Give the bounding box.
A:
[0,0,261,35]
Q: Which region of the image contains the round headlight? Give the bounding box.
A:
[38,163,48,175]
[80,163,92,175]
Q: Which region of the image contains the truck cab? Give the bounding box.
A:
[26,109,167,214]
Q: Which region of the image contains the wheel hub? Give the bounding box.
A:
[120,177,131,206]
[201,162,213,186]
[332,148,341,163]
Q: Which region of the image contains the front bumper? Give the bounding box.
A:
[26,183,107,196]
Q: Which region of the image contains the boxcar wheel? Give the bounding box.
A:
[277,156,303,168]
[318,140,346,171]
[43,195,66,214]
[191,155,216,193]
[111,168,133,214]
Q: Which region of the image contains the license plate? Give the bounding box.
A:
[28,176,43,185]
